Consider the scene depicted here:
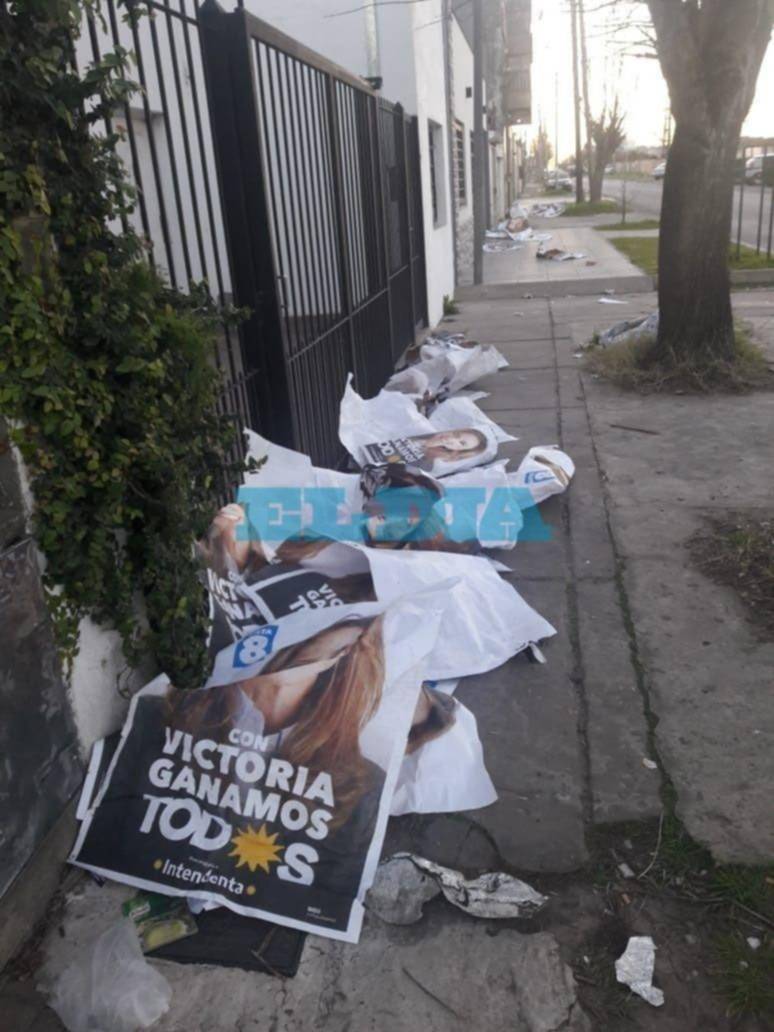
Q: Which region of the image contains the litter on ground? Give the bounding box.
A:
[367,854,547,924]
[615,936,665,1007]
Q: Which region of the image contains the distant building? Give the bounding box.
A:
[453,0,533,268]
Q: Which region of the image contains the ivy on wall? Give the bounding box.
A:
[0,0,241,687]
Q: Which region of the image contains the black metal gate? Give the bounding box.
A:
[200,2,427,466]
[79,0,265,462]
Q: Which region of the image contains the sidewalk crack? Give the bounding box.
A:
[548,299,594,838]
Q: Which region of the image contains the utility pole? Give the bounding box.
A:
[441,0,457,284]
[554,72,559,172]
[569,0,584,203]
[472,0,484,285]
[577,0,594,199]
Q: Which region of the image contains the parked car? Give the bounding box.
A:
[544,169,573,192]
[652,161,666,180]
[745,154,774,186]
[604,164,615,174]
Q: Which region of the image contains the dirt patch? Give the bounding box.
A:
[688,513,774,639]
[572,820,774,1029]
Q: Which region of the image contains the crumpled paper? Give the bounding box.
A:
[615,936,664,1006]
[367,853,547,924]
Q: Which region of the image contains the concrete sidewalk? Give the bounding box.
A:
[392,288,774,871]
[8,290,774,1032]
[478,225,648,292]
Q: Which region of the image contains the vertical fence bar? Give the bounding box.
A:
[105,0,151,242]
[312,70,344,329]
[324,76,357,381]
[146,0,193,284]
[179,0,239,402]
[400,112,417,343]
[756,143,768,254]
[292,62,325,346]
[127,0,178,283]
[736,144,746,259]
[163,1,207,278]
[374,99,396,361]
[283,54,318,352]
[85,13,130,235]
[199,2,291,443]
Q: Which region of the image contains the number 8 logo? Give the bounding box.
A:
[233,626,278,668]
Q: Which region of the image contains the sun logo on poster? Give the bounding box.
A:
[228,823,284,874]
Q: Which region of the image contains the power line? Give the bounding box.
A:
[325,0,438,20]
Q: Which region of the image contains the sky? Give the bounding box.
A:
[529,0,774,158]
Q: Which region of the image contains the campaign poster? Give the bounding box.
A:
[361,426,498,478]
[69,598,444,943]
[197,505,376,657]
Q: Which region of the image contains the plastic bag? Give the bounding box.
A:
[49,919,171,1032]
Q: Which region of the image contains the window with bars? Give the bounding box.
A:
[428,123,438,225]
[454,120,466,205]
[427,119,445,227]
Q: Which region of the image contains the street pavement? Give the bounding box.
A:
[604,175,774,253]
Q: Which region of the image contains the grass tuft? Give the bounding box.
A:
[713,934,774,1018]
[584,323,774,394]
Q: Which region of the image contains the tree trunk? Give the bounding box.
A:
[653,118,740,364]
[646,0,773,369]
[589,162,603,203]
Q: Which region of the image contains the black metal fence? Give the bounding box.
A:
[81,0,263,455]
[200,3,427,466]
[734,140,774,260]
[80,0,427,469]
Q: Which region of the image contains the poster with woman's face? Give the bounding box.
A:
[197,505,377,657]
[69,596,446,943]
[361,426,497,478]
[359,463,482,555]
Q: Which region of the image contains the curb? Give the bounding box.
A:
[456,275,655,301]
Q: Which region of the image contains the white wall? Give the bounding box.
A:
[244,0,369,79]
[11,446,149,755]
[413,0,454,327]
[376,4,418,114]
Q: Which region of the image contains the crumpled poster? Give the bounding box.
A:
[390,681,496,816]
[367,853,547,923]
[339,378,512,474]
[70,592,449,944]
[510,445,576,506]
[389,334,506,402]
[239,431,538,555]
[241,429,577,565]
[198,506,556,681]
